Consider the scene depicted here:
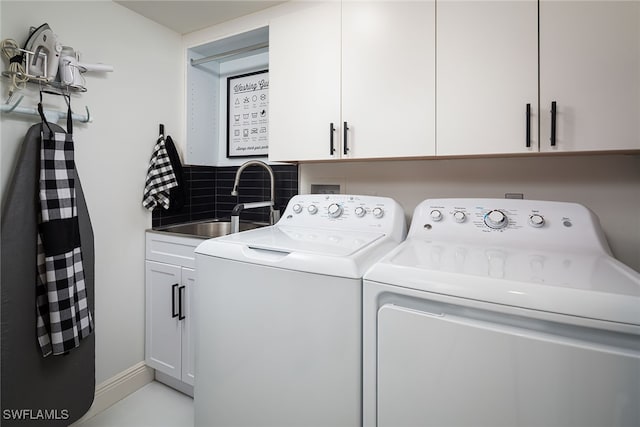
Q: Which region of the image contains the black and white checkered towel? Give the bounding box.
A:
[36,129,93,357]
[143,136,178,210]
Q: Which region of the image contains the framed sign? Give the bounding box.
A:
[227,69,269,158]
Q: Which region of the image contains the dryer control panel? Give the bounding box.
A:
[411,198,611,253]
[280,194,407,242]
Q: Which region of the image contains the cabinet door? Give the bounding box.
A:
[269,2,342,161]
[437,0,538,155]
[145,261,182,379]
[540,0,640,152]
[181,268,196,386]
[342,1,436,158]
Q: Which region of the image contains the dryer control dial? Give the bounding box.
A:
[307,205,318,215]
[354,206,366,217]
[484,210,508,229]
[292,203,303,214]
[372,207,384,218]
[430,209,443,222]
[327,203,343,218]
[529,214,545,228]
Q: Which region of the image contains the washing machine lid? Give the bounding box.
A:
[364,238,640,326]
[196,224,395,278]
[219,224,385,256]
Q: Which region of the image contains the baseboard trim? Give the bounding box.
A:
[71,362,154,425]
[155,371,194,397]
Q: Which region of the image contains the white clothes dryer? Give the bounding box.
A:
[194,194,406,427]
[363,198,640,427]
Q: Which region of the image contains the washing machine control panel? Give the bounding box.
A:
[280,194,406,238]
[410,198,609,252]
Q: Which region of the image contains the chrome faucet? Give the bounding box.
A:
[230,160,281,233]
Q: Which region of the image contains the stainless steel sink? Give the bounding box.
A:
[153,219,268,239]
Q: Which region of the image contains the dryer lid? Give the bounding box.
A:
[365,239,640,326]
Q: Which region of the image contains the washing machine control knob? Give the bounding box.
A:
[292,203,303,214]
[372,207,384,218]
[453,211,466,223]
[307,205,318,215]
[529,214,545,228]
[484,210,508,229]
[430,209,443,222]
[354,206,366,217]
[327,203,343,218]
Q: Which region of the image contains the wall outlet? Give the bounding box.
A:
[505,193,524,199]
[311,184,341,194]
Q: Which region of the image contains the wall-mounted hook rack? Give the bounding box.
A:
[0,95,91,123]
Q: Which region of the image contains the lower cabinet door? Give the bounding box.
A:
[181,267,196,386]
[145,260,182,378]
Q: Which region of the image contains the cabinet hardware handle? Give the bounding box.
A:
[526,103,531,148]
[178,285,186,320]
[329,123,336,155]
[343,121,349,155]
[171,283,179,318]
[550,101,557,147]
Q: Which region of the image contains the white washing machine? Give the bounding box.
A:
[363,198,640,427]
[194,194,406,427]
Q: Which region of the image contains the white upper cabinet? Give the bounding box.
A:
[269,2,341,161]
[268,0,639,161]
[341,1,436,158]
[269,1,436,162]
[539,0,640,152]
[436,0,538,155]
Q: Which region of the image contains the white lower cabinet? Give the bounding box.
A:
[145,261,195,385]
[145,232,201,391]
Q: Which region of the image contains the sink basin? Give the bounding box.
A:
[154,219,268,238]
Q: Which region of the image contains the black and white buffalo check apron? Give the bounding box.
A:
[36,93,93,357]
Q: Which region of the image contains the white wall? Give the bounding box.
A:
[0,1,183,384]
[300,155,640,272]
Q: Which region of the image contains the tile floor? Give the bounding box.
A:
[77,382,193,427]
